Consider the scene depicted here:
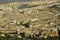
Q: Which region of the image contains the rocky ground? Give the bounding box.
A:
[0,0,60,40]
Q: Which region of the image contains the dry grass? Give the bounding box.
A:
[0,0,60,39]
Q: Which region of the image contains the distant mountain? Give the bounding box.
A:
[0,0,34,3]
[0,0,59,3]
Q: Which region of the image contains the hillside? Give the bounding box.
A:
[0,0,60,40]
